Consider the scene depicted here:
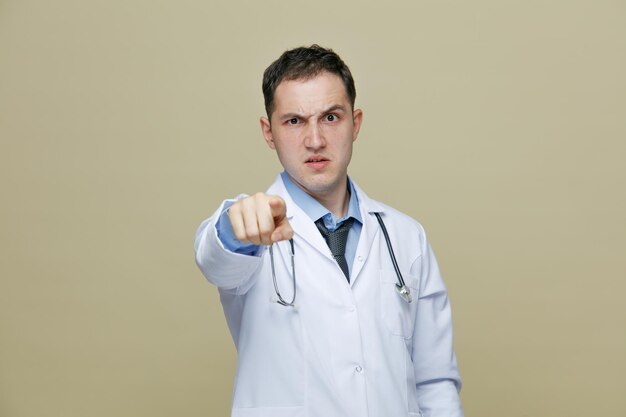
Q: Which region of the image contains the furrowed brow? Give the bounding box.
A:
[278,112,310,122]
[278,105,347,121]
[323,104,347,114]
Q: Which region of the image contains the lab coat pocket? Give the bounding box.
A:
[379,269,419,338]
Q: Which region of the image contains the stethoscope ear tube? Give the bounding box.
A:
[374,212,412,303]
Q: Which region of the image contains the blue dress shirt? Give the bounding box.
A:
[216,171,362,274]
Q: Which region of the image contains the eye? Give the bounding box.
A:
[325,114,337,122]
[288,118,299,125]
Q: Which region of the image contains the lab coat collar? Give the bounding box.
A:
[279,171,363,228]
[265,176,332,272]
[266,174,387,286]
[266,174,387,219]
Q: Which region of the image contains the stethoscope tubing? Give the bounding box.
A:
[373,212,408,291]
[270,239,297,307]
[270,212,412,307]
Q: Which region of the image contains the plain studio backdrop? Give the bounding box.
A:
[1,1,624,416]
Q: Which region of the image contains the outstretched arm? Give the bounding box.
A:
[194,193,293,293]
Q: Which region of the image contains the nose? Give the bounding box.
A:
[303,122,326,150]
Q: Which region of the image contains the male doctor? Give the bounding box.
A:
[195,45,464,417]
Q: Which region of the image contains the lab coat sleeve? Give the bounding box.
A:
[194,197,264,294]
[411,224,464,417]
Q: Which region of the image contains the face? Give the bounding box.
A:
[260,72,363,202]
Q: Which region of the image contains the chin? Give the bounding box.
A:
[299,177,339,196]
[286,168,343,195]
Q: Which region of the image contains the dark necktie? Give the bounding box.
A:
[315,217,354,282]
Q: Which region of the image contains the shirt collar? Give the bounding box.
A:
[280,171,362,229]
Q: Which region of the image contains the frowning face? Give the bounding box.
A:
[260,71,363,204]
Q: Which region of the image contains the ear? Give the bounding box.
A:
[351,108,363,142]
[260,116,276,149]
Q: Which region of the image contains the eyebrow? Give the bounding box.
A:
[279,104,348,121]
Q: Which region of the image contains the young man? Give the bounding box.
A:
[195,45,464,417]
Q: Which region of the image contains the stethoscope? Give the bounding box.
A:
[269,212,413,307]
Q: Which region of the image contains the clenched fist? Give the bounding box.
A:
[227,193,294,245]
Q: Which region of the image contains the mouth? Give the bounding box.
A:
[305,156,330,169]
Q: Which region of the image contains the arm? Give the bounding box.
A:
[194,198,263,293]
[410,226,464,417]
[194,193,293,293]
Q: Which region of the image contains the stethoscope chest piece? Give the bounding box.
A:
[395,284,412,303]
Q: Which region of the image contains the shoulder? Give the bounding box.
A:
[352,181,427,239]
[372,200,426,237]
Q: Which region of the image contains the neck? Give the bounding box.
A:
[287,173,351,219]
[315,184,350,219]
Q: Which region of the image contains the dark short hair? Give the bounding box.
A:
[262,44,356,118]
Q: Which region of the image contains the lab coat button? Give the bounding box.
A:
[347,306,355,312]
[355,365,363,372]
[357,256,363,262]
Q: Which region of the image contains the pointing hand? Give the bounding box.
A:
[227,193,294,245]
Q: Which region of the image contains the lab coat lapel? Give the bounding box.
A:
[349,182,387,286]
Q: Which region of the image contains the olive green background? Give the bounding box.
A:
[1,1,625,416]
